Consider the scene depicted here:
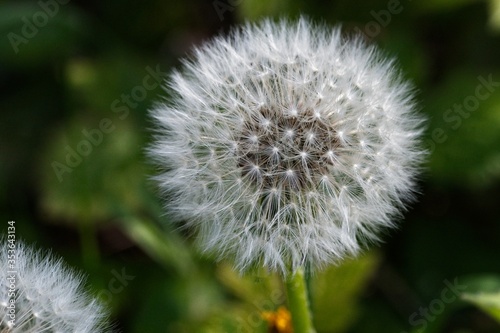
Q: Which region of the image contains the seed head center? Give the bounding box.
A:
[238,107,340,190]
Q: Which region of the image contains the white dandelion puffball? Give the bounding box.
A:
[150,18,425,274]
[0,239,109,333]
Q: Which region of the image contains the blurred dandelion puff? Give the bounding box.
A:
[0,238,109,333]
[149,17,426,275]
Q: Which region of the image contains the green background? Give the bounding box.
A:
[1,0,500,332]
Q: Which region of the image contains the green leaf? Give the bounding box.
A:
[213,265,285,333]
[462,292,500,323]
[119,216,195,275]
[311,251,380,333]
[490,0,500,31]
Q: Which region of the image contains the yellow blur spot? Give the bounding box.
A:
[261,306,293,333]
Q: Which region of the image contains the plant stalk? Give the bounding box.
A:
[285,267,316,333]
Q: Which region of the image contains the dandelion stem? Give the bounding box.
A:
[285,267,316,333]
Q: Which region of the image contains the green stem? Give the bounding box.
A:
[285,267,316,333]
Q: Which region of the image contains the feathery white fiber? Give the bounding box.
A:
[150,17,426,274]
[0,239,108,333]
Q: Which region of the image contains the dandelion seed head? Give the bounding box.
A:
[0,239,109,333]
[150,17,426,274]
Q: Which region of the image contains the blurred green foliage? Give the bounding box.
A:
[1,0,500,332]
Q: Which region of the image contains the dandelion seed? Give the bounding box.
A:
[150,17,426,275]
